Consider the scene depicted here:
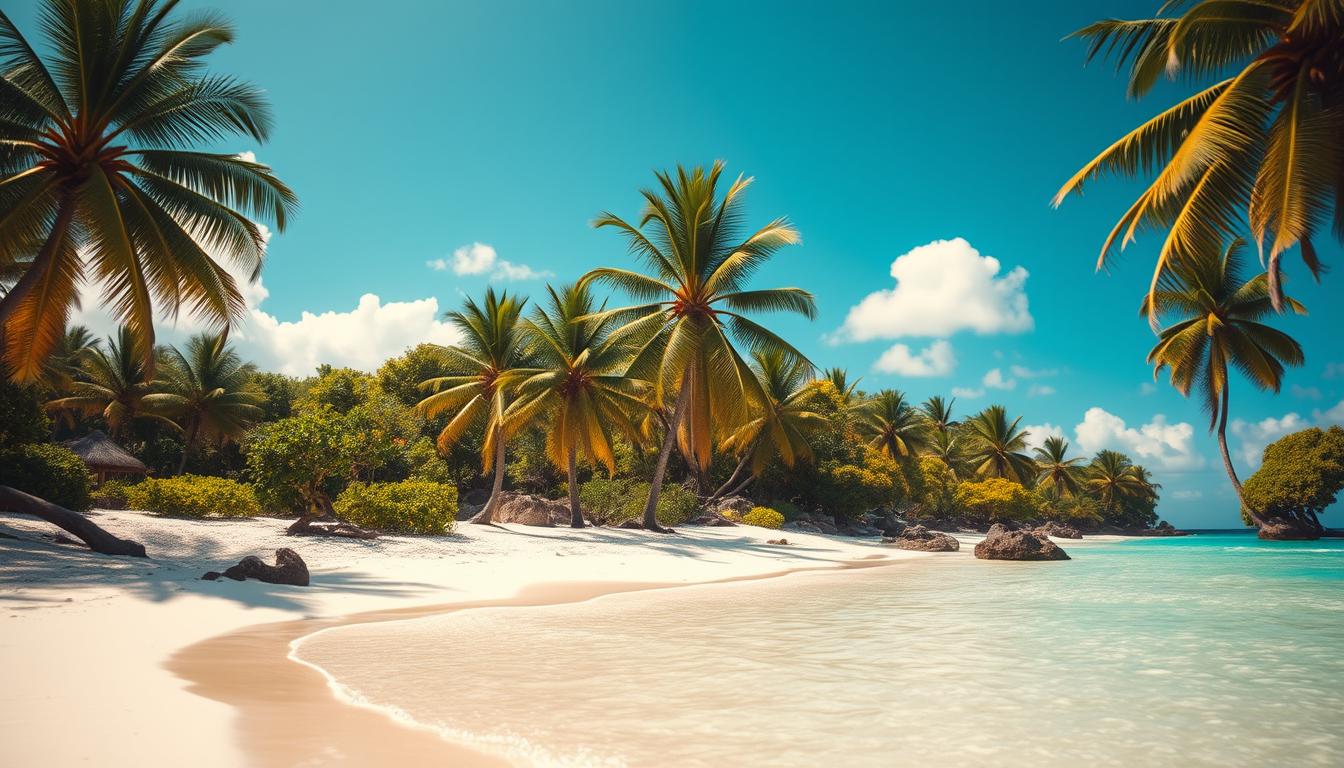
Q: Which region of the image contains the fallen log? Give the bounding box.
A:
[0,485,147,557]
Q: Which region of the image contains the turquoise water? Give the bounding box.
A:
[299,534,1344,767]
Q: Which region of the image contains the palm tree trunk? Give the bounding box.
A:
[567,448,583,528]
[1216,384,1265,528]
[708,449,752,503]
[471,432,507,525]
[642,371,692,532]
[176,420,199,476]
[0,484,146,557]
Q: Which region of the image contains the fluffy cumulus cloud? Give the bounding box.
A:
[1021,422,1065,453]
[1230,400,1344,468]
[836,237,1032,342]
[951,385,984,399]
[873,340,955,377]
[71,225,461,376]
[1073,407,1205,472]
[982,368,1015,390]
[427,242,552,281]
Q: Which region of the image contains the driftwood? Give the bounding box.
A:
[0,485,147,557]
[286,515,378,540]
[203,548,310,586]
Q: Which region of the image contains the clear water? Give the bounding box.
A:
[297,534,1344,767]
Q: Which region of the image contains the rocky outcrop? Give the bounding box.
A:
[1126,520,1191,537]
[709,496,754,518]
[974,524,1070,561]
[884,524,959,552]
[492,493,573,527]
[688,514,738,526]
[203,548,310,586]
[1257,518,1320,541]
[1034,521,1082,540]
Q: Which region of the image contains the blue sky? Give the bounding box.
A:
[12,1,1342,527]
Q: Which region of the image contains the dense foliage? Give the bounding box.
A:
[126,476,260,519]
[333,481,457,535]
[578,479,698,527]
[742,506,785,529]
[245,407,360,513]
[1243,427,1344,530]
[953,478,1042,527]
[0,443,91,511]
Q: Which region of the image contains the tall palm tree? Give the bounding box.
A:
[510,283,649,528]
[0,0,297,382]
[417,289,530,525]
[925,429,967,478]
[148,331,262,474]
[1034,435,1085,498]
[581,162,815,531]
[716,349,828,500]
[1145,238,1304,527]
[46,326,176,439]
[38,324,99,390]
[856,389,927,459]
[964,404,1036,484]
[820,366,861,408]
[1055,0,1343,315]
[1086,449,1152,518]
[919,395,958,435]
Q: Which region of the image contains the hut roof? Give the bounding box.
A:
[62,430,150,474]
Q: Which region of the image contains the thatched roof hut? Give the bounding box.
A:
[63,430,150,483]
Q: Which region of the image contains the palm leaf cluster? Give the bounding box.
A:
[1056,0,1344,317]
[0,0,296,382]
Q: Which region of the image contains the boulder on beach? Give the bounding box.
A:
[492,493,573,527]
[709,496,755,518]
[203,548,310,586]
[1034,521,1082,540]
[885,524,959,552]
[974,524,1070,561]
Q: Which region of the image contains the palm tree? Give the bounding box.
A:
[1055,1,1343,315]
[1145,238,1304,528]
[964,405,1036,484]
[1086,450,1152,518]
[1034,435,1085,498]
[919,395,958,435]
[417,289,530,525]
[148,332,262,474]
[510,283,649,528]
[856,389,927,459]
[820,367,861,408]
[46,326,177,440]
[0,1,297,382]
[925,430,967,478]
[581,162,815,531]
[716,349,828,500]
[38,324,99,390]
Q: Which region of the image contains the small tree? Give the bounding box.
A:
[246,407,358,523]
[1243,427,1344,534]
[954,477,1042,528]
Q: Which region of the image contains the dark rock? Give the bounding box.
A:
[709,496,754,518]
[689,514,738,527]
[617,519,644,529]
[785,520,823,534]
[203,548,310,586]
[974,524,1070,561]
[1258,517,1321,541]
[492,493,573,527]
[1034,521,1083,540]
[888,524,960,552]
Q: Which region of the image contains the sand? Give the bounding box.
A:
[0,509,943,766]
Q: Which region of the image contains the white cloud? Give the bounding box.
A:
[835,237,1032,341]
[1314,400,1344,423]
[951,386,985,399]
[1291,384,1323,400]
[1028,384,1056,397]
[1010,364,1057,379]
[429,242,552,281]
[1228,401,1344,468]
[1139,382,1157,396]
[1021,422,1065,453]
[1171,489,1203,500]
[72,224,462,376]
[982,368,1016,390]
[873,340,955,377]
[1073,407,1205,472]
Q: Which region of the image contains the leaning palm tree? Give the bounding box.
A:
[856,389,927,459]
[0,1,297,382]
[715,349,828,500]
[510,283,649,528]
[1034,435,1085,499]
[46,326,177,440]
[148,332,262,474]
[919,395,958,435]
[581,162,815,531]
[417,289,530,525]
[963,404,1036,484]
[1054,1,1343,316]
[1145,238,1304,528]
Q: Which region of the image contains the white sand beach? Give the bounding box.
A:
[0,510,949,767]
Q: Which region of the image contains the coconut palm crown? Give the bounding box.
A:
[0,0,297,382]
[1034,435,1085,498]
[148,331,262,474]
[964,404,1036,484]
[856,389,927,459]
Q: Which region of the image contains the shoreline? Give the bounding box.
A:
[173,557,902,768]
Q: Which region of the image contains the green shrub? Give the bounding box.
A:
[578,478,697,527]
[0,443,91,511]
[953,477,1042,527]
[333,481,457,534]
[742,506,785,529]
[1243,426,1344,525]
[771,500,805,522]
[92,478,139,510]
[127,475,260,518]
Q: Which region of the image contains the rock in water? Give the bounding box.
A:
[887,524,960,552]
[1258,518,1321,541]
[203,548,310,586]
[1033,521,1083,540]
[974,524,1070,561]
